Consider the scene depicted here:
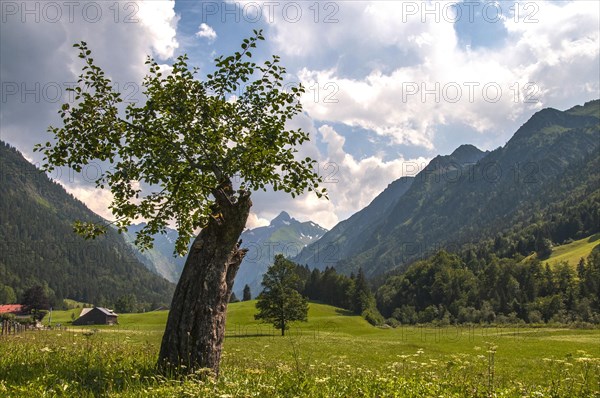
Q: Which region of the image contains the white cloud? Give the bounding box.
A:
[196,23,217,42]
[246,212,270,229]
[315,125,430,223]
[62,184,115,221]
[258,1,599,150]
[137,0,180,59]
[246,122,430,229]
[1,0,180,223]
[4,0,598,235]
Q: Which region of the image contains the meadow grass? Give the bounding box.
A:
[1,301,598,397]
[520,233,599,267]
[547,233,600,267]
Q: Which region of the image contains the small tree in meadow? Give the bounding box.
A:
[255,254,308,336]
[22,285,50,312]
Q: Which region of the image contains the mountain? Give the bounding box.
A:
[306,99,600,278]
[293,144,488,271]
[0,141,175,307]
[122,224,186,283]
[122,211,328,298]
[293,176,415,269]
[234,211,327,298]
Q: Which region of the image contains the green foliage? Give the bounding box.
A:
[351,268,371,314]
[35,31,325,256]
[255,255,308,334]
[22,285,50,311]
[0,313,16,321]
[301,266,354,310]
[115,294,139,314]
[242,284,251,301]
[377,248,600,325]
[361,307,384,326]
[0,284,16,304]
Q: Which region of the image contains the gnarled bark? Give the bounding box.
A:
[157,182,251,376]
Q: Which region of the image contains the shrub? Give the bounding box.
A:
[362,307,384,326]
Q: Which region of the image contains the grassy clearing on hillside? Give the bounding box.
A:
[2,302,599,397]
[548,234,600,267]
[520,233,599,267]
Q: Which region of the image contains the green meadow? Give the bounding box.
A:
[1,301,598,397]
[547,234,600,267]
[522,233,600,268]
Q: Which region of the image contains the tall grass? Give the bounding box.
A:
[1,329,598,397]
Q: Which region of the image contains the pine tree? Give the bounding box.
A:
[229,292,239,303]
[352,268,371,315]
[242,284,252,301]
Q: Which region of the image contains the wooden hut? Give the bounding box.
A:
[72,307,118,325]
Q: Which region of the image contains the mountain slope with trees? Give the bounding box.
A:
[293,176,416,269]
[123,224,187,283]
[333,100,600,277]
[0,141,175,308]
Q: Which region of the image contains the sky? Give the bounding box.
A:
[1,0,599,231]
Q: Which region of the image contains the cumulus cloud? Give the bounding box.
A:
[196,23,217,42]
[4,0,598,233]
[1,0,180,218]
[255,1,599,150]
[61,184,115,221]
[315,125,430,222]
[246,122,430,229]
[245,212,270,229]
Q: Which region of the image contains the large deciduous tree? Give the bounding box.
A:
[254,254,308,336]
[35,31,325,376]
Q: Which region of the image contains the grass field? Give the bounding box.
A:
[547,233,600,267]
[1,301,599,397]
[521,233,599,267]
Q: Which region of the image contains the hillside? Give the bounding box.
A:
[326,100,600,277]
[0,142,175,307]
[293,176,415,270]
[547,234,600,266]
[123,224,186,283]
[522,233,600,267]
[48,301,378,336]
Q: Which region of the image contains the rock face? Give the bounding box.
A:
[234,211,328,299]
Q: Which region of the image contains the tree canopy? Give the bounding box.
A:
[255,254,308,335]
[35,30,326,255]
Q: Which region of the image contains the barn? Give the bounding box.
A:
[72,307,118,325]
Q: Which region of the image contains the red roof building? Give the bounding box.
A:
[0,304,24,315]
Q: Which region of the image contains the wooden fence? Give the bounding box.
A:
[1,319,26,335]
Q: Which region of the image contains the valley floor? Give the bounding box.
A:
[1,301,598,397]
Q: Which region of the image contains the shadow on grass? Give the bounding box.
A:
[335,308,355,316]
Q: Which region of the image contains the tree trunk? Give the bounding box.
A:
[157,182,251,377]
